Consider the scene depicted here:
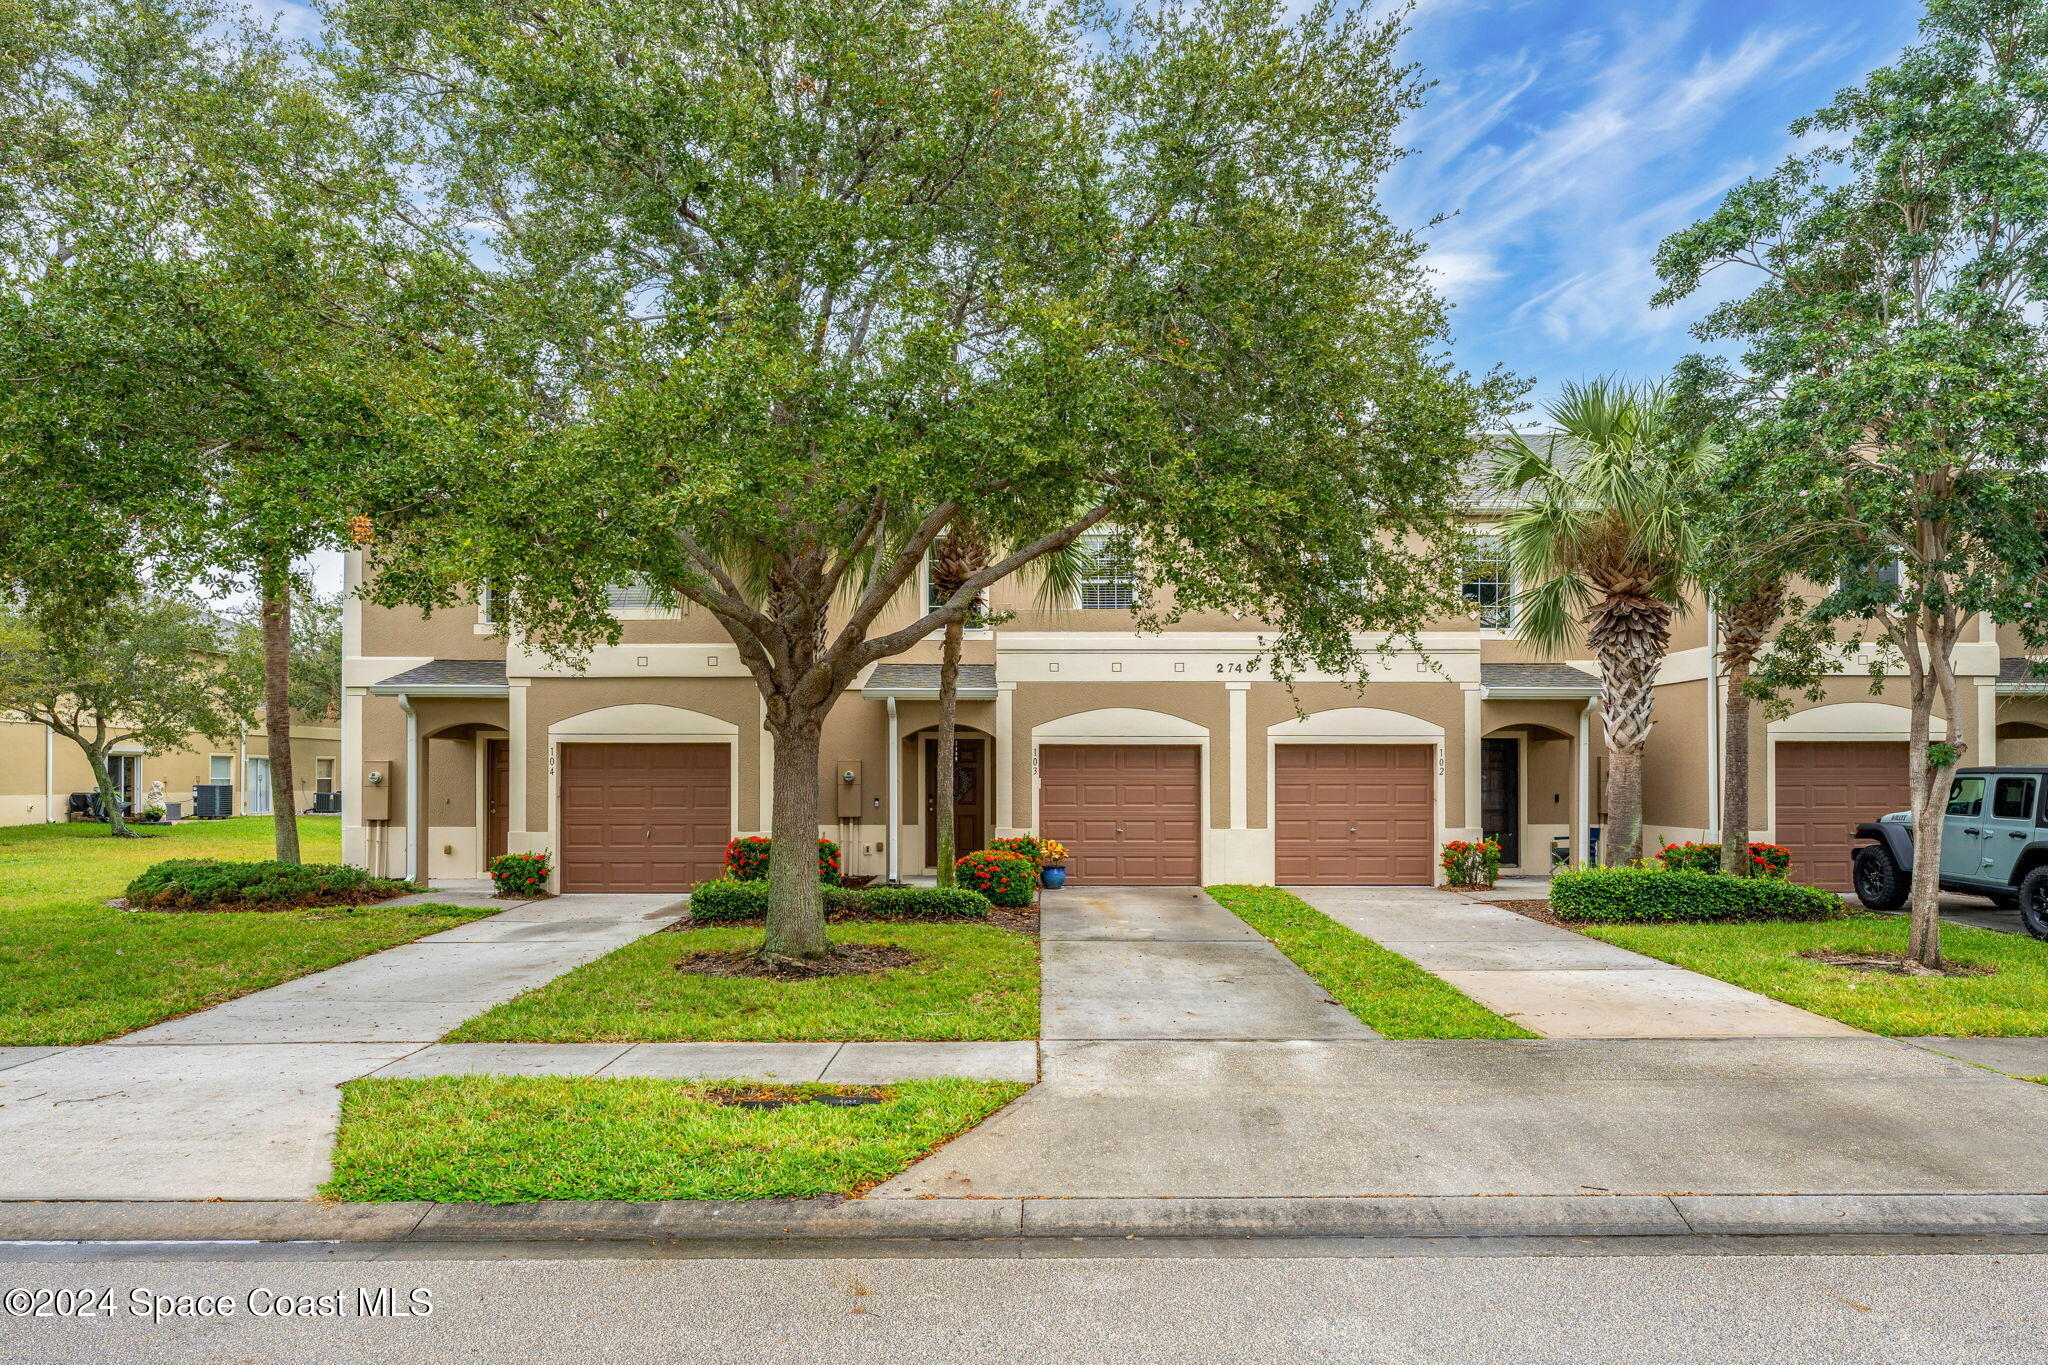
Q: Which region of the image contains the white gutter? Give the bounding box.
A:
[1577,699,1593,868]
[43,725,54,823]
[398,693,419,883]
[1705,598,1722,844]
[365,684,509,699]
[885,696,900,886]
[1480,686,1602,701]
[237,722,247,817]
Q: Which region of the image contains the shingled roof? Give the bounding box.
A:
[368,659,510,693]
[2001,657,2048,691]
[861,663,998,699]
[1480,662,1601,695]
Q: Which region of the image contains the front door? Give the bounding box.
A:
[1941,773,1989,884]
[1481,738,1520,865]
[485,739,510,862]
[924,738,985,868]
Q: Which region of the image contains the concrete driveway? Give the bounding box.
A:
[874,884,2048,1201]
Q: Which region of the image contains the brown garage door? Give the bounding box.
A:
[1275,744,1436,885]
[1773,741,1909,892]
[1039,745,1201,885]
[558,743,730,892]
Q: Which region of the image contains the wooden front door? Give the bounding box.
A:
[924,737,986,867]
[485,739,510,862]
[1481,737,1520,865]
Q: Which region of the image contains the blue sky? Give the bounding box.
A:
[1385,0,1924,419]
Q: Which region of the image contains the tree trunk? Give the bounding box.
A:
[1905,717,1947,971]
[934,618,963,888]
[1587,599,1670,868]
[1720,659,1753,876]
[82,741,133,838]
[260,561,300,864]
[760,709,830,962]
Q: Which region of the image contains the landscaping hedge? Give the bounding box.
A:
[687,878,992,922]
[1550,867,1844,923]
[126,859,421,912]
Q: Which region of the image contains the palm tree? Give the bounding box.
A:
[1500,379,1710,867]
[1712,582,1784,875]
[926,521,1084,886]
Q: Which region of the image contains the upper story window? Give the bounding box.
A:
[606,578,666,612]
[1462,537,1513,630]
[1838,559,1904,597]
[1076,533,1136,611]
[923,554,986,618]
[477,580,507,627]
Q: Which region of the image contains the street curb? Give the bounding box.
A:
[10,1194,2048,1244]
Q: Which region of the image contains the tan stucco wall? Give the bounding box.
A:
[0,718,338,826]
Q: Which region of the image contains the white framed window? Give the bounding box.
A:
[477,580,507,627]
[922,552,987,618]
[209,754,233,784]
[1076,533,1136,611]
[1462,537,1513,629]
[1838,558,1905,597]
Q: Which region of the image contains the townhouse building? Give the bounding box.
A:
[339,531,2048,896]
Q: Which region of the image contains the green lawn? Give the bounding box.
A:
[446,921,1040,1042]
[1206,884,1536,1039]
[323,1075,1028,1202]
[0,816,489,1045]
[1579,915,2048,1036]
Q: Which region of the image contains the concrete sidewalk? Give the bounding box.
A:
[1291,886,1861,1038]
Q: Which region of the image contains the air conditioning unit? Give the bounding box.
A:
[192,784,234,819]
[309,791,342,815]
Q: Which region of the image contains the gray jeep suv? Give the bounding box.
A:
[1853,766,2048,938]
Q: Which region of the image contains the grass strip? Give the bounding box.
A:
[1580,915,2048,1036]
[447,921,1039,1042]
[1206,884,1535,1039]
[323,1075,1029,1202]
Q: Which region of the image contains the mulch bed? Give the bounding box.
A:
[667,905,1041,936]
[676,943,919,981]
[1492,898,1566,927]
[1799,949,1995,978]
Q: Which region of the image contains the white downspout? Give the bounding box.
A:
[1577,698,1593,868]
[43,725,54,823]
[236,722,247,816]
[398,693,419,883]
[886,696,901,886]
[1705,597,1722,846]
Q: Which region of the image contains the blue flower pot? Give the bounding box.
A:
[1040,865,1067,890]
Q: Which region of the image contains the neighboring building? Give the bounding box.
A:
[0,717,341,826]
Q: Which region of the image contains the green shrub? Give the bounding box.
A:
[687,878,992,923]
[488,852,551,897]
[723,835,841,881]
[126,859,420,912]
[1550,867,1843,923]
[954,850,1035,907]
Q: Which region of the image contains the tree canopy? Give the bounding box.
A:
[1654,0,2048,964]
[331,0,1516,956]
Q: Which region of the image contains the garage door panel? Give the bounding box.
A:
[1773,741,1909,893]
[558,743,730,893]
[1040,745,1201,886]
[1275,744,1436,885]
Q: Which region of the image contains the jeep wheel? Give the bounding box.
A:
[2020,867,2048,941]
[1853,846,1908,913]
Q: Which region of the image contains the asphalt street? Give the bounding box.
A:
[5,1242,2048,1364]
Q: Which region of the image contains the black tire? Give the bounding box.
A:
[2019,866,2048,941]
[1853,845,1909,913]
